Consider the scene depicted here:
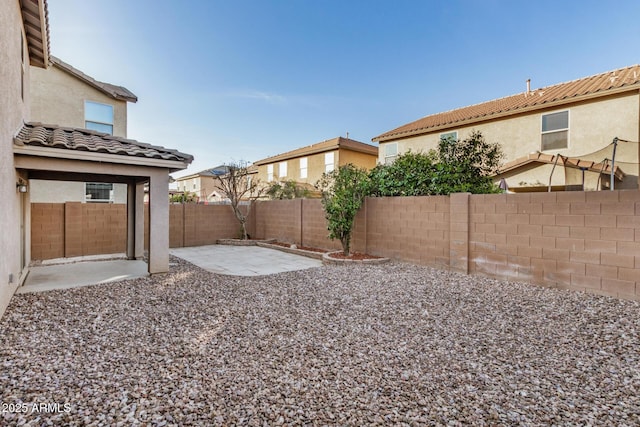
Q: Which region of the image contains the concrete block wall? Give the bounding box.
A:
[31,202,126,260]
[469,190,640,300]
[31,203,65,260]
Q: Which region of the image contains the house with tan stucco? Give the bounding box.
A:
[253,137,378,193]
[29,56,138,203]
[373,66,640,192]
[1,0,192,319]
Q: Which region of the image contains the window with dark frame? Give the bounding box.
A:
[85,183,113,203]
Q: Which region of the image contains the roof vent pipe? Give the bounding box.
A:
[526,79,531,94]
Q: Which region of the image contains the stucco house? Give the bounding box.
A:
[253,137,378,191]
[1,0,192,318]
[373,65,640,192]
[173,165,258,203]
[29,55,138,203]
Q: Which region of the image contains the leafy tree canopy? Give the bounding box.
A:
[316,164,370,255]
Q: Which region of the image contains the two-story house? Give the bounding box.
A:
[29,56,138,203]
[1,0,192,319]
[253,137,378,192]
[373,65,640,192]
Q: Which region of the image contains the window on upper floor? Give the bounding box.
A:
[300,157,308,179]
[541,110,569,151]
[85,101,114,135]
[85,183,113,203]
[267,164,274,182]
[440,131,457,142]
[325,152,335,173]
[279,161,287,178]
[384,143,398,164]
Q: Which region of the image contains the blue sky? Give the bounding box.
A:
[47,0,640,178]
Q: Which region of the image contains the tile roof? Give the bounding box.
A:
[176,165,258,181]
[50,56,138,102]
[253,137,378,166]
[373,64,640,142]
[498,152,625,181]
[15,122,193,163]
[20,0,50,68]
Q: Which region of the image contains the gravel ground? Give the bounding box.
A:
[1,256,639,426]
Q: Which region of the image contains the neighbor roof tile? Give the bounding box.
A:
[373,64,640,142]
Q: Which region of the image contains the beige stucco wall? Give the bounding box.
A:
[380,93,639,189]
[257,148,377,189]
[256,150,339,187]
[338,149,378,170]
[30,65,128,137]
[29,180,128,203]
[0,2,32,317]
[29,61,131,204]
[175,176,219,202]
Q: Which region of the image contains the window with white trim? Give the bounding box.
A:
[279,161,287,178]
[267,164,274,182]
[85,183,113,203]
[541,110,569,151]
[440,131,457,141]
[85,101,114,135]
[299,157,308,179]
[384,143,398,164]
[324,152,335,173]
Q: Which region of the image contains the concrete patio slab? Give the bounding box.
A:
[170,244,323,276]
[17,260,149,294]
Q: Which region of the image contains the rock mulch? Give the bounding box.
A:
[1,257,639,425]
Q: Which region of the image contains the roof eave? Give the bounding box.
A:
[373,84,640,143]
[21,0,50,69]
[14,144,191,172]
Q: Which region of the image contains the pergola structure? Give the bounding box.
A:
[14,123,193,274]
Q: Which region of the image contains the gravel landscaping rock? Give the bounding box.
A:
[1,257,639,425]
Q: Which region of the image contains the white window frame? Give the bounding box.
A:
[85,101,114,135]
[384,143,398,164]
[541,110,569,151]
[279,161,288,178]
[325,152,335,173]
[299,157,308,179]
[440,131,457,141]
[85,182,114,203]
[267,164,274,182]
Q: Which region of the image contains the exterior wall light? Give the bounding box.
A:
[16,183,28,193]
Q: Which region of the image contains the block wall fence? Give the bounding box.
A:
[31,202,127,259]
[31,190,640,300]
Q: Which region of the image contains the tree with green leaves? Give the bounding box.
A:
[369,131,503,196]
[266,180,310,199]
[316,164,370,255]
[212,162,264,240]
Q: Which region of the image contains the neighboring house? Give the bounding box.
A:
[373,65,640,192]
[29,55,138,203]
[173,165,258,203]
[1,0,192,319]
[253,137,378,191]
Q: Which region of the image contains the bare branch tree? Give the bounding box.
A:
[212,162,264,240]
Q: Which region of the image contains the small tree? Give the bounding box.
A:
[369,131,503,196]
[316,164,370,255]
[212,162,264,240]
[431,130,503,194]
